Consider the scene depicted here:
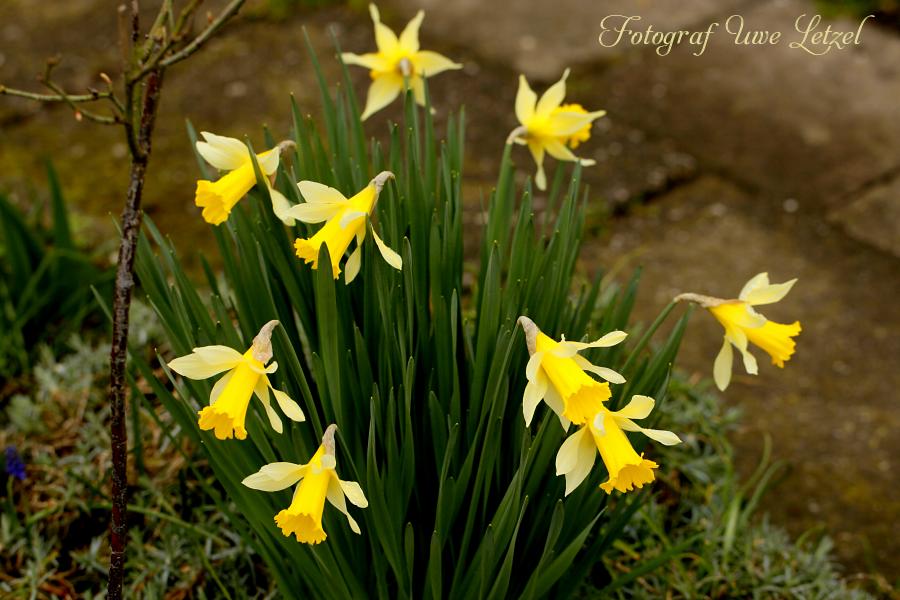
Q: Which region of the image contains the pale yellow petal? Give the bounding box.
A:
[272,388,305,422]
[616,417,682,446]
[528,141,546,191]
[556,426,596,495]
[268,186,296,226]
[544,138,579,163]
[399,10,424,53]
[254,376,283,433]
[545,110,605,137]
[612,395,654,420]
[168,346,243,380]
[515,75,537,124]
[256,148,280,175]
[523,370,548,426]
[713,337,733,391]
[339,479,369,507]
[344,243,363,284]
[196,135,249,171]
[326,476,362,534]
[573,355,626,384]
[361,74,404,120]
[738,272,770,299]
[242,462,306,491]
[372,227,402,270]
[289,202,346,224]
[535,68,569,116]
[413,51,462,77]
[369,3,399,54]
[743,279,797,306]
[524,351,544,382]
[341,52,391,71]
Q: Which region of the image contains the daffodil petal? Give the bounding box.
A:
[197,132,250,171]
[713,338,733,391]
[340,210,368,229]
[327,476,362,534]
[210,370,234,405]
[612,395,655,420]
[743,279,797,306]
[556,426,596,495]
[525,351,544,381]
[399,10,424,53]
[523,370,548,426]
[269,186,296,226]
[544,138,579,162]
[413,50,462,77]
[738,272,770,299]
[535,68,569,116]
[515,75,537,124]
[546,110,606,137]
[339,479,368,508]
[289,202,346,224]
[372,227,402,270]
[573,355,626,384]
[254,376,283,433]
[242,462,306,491]
[361,74,404,120]
[616,417,682,446]
[345,243,362,284]
[528,141,546,191]
[168,346,243,379]
[272,388,305,422]
[341,52,391,71]
[369,4,399,54]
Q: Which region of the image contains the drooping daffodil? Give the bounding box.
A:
[242,425,368,544]
[508,70,606,190]
[517,316,627,429]
[676,272,801,391]
[167,320,305,440]
[194,131,297,226]
[556,396,681,495]
[341,4,462,120]
[292,171,402,284]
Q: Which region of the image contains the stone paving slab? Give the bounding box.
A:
[829,171,900,258]
[586,0,900,215]
[583,175,900,576]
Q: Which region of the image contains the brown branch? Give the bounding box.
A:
[159,0,244,68]
[107,68,163,600]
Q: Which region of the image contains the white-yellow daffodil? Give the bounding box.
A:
[508,70,606,190]
[677,273,801,391]
[292,171,402,283]
[242,425,368,544]
[518,316,627,428]
[195,131,296,226]
[167,321,305,440]
[342,4,462,120]
[556,396,681,495]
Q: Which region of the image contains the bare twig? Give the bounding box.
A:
[160,0,243,68]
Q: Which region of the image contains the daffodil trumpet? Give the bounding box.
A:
[518,316,627,428]
[242,425,369,544]
[292,171,402,284]
[194,131,297,226]
[508,69,606,190]
[556,397,681,495]
[676,272,801,391]
[341,4,462,120]
[167,320,306,440]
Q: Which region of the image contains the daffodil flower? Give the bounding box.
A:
[556,396,681,495]
[341,4,462,120]
[676,273,801,391]
[167,320,305,440]
[195,131,296,226]
[517,316,627,428]
[242,425,368,544]
[292,171,402,283]
[508,69,606,191]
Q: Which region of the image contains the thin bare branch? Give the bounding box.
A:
[159,0,245,68]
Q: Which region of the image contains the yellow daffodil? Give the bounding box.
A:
[508,70,606,190]
[676,273,801,391]
[167,320,305,440]
[556,396,681,495]
[195,131,296,226]
[292,171,402,283]
[242,425,368,544]
[341,4,462,120]
[517,316,627,428]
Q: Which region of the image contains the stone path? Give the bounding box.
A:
[2,0,898,579]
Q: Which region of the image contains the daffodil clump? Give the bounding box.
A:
[677,273,801,390]
[144,3,805,595]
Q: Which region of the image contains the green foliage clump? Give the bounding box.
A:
[598,379,877,599]
[0,164,113,378]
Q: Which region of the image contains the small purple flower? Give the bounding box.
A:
[4,446,25,481]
